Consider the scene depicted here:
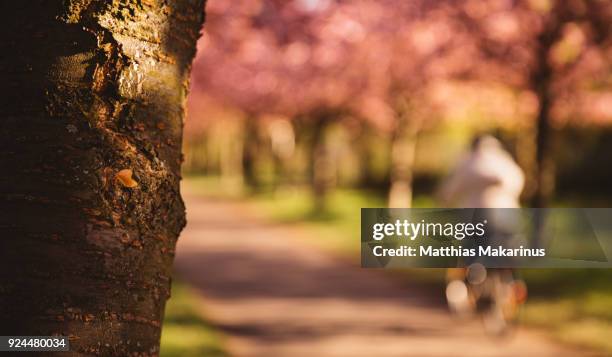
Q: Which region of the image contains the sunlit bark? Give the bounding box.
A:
[0,1,204,355]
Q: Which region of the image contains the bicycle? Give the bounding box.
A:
[445,263,528,335]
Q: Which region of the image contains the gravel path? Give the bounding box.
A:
[174,192,592,357]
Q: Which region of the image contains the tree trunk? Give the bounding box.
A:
[269,118,296,190]
[242,117,260,189]
[219,119,245,191]
[531,30,556,208]
[356,124,378,189]
[310,116,332,212]
[388,116,419,208]
[533,91,556,208]
[515,124,538,202]
[0,1,204,356]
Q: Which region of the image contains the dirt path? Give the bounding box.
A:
[174,193,591,357]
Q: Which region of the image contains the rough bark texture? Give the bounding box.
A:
[0,1,204,356]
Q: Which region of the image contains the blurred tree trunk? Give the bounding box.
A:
[531,26,558,208]
[243,116,260,189]
[388,115,419,208]
[0,1,204,355]
[515,125,538,202]
[310,114,333,212]
[269,118,297,189]
[219,119,245,190]
[533,89,556,208]
[356,124,379,188]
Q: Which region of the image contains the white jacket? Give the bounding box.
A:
[439,137,524,208]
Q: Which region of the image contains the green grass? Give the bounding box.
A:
[182,175,246,199]
[160,281,227,357]
[520,269,612,354]
[246,185,436,255]
[252,187,384,255]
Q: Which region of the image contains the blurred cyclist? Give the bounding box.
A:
[438,135,524,208]
[438,134,527,335]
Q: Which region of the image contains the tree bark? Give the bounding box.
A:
[0,1,204,356]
